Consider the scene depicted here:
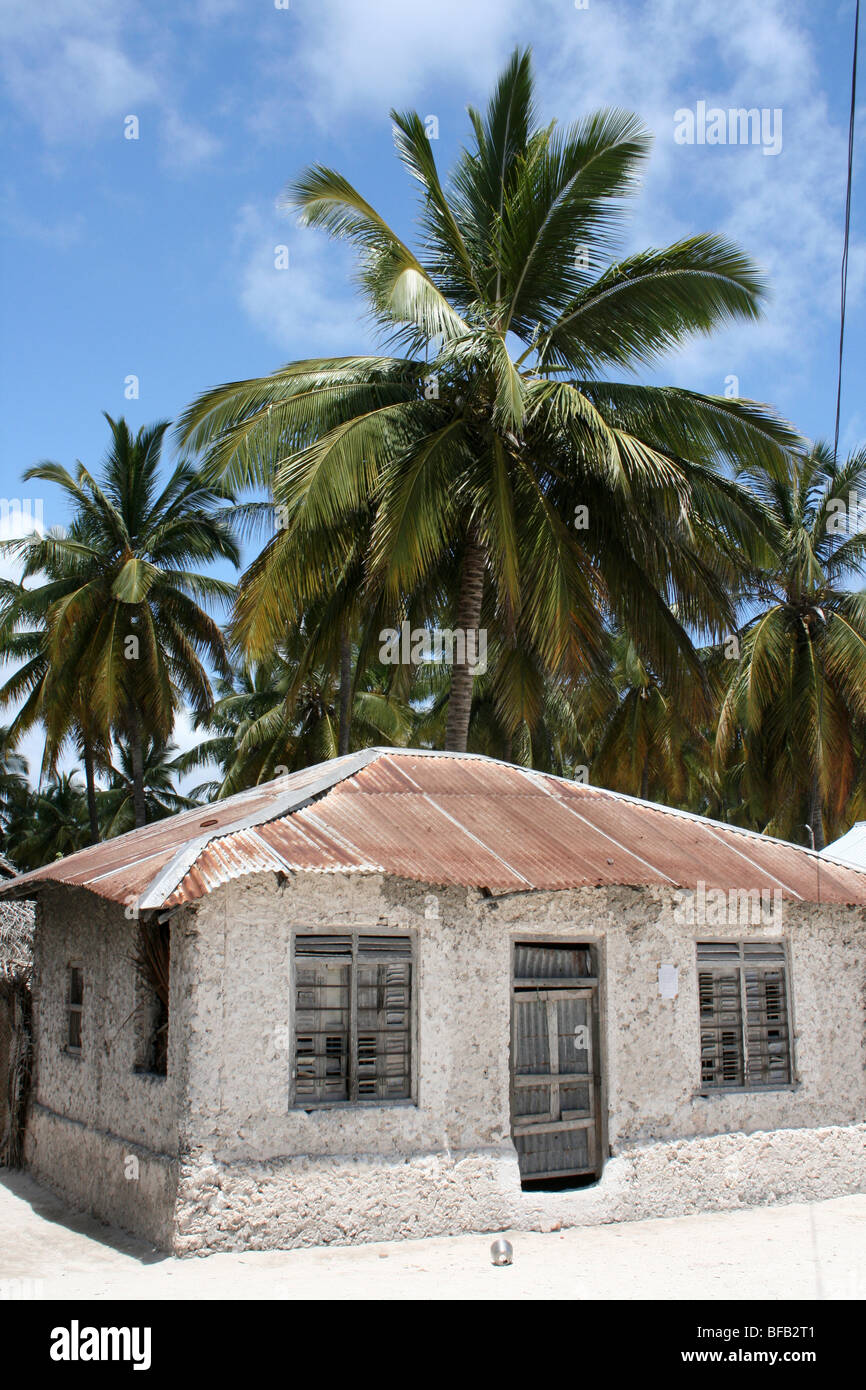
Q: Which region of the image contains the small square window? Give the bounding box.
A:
[697,941,792,1090]
[293,933,412,1105]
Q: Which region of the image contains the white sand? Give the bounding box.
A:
[1,1170,864,1301]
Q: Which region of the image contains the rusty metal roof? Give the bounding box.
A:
[2,748,865,909]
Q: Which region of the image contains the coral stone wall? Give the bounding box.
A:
[21,871,866,1252]
[170,872,866,1253]
[25,887,186,1246]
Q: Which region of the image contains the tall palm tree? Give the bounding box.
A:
[0,726,29,849]
[0,595,108,843]
[1,415,239,827]
[716,442,866,847]
[179,48,798,754]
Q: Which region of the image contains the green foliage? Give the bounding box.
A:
[714,443,866,847]
[178,47,798,755]
[0,414,238,832]
[1,54,865,864]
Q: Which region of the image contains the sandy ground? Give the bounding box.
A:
[1,1170,864,1300]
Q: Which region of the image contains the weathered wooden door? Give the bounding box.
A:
[510,944,601,1184]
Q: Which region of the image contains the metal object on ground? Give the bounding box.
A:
[490,1238,513,1266]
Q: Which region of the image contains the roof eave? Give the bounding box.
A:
[136,748,382,910]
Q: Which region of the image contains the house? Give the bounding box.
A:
[1,747,865,1254]
[0,853,35,1166]
[822,822,866,872]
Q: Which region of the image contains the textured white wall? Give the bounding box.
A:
[25,886,186,1242]
[23,871,866,1252]
[184,874,866,1159]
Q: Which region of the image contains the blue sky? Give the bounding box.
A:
[0,0,863,774]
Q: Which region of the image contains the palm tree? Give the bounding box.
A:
[4,773,92,871]
[588,631,712,804]
[175,643,411,798]
[0,595,108,843]
[0,727,29,853]
[179,48,798,755]
[1,415,239,827]
[98,738,196,837]
[406,632,590,774]
[716,442,866,847]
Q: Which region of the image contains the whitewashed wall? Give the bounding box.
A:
[172,872,866,1252]
[25,886,186,1247]
[23,872,866,1252]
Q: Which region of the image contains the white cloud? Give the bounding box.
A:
[256,0,524,130]
[258,0,861,428]
[160,109,222,170]
[0,184,86,246]
[0,0,218,169]
[0,3,160,140]
[234,201,370,354]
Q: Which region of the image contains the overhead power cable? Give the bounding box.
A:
[833,0,860,464]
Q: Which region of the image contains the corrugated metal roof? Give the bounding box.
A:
[3,748,866,909]
[821,821,866,871]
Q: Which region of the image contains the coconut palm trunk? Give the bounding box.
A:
[81,740,100,844]
[808,772,825,850]
[128,713,147,828]
[444,524,486,753]
[338,623,352,757]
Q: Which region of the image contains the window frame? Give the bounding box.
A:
[66,962,84,1056]
[289,929,417,1110]
[695,939,796,1095]
[132,920,171,1079]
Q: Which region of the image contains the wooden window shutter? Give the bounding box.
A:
[698,967,744,1086]
[294,933,412,1104]
[742,943,791,1086]
[356,937,412,1100]
[294,937,351,1102]
[697,941,792,1091]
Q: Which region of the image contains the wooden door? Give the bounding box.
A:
[510,944,601,1184]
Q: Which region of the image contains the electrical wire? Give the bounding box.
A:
[833,0,860,464]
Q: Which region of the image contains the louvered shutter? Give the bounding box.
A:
[698,942,745,1087]
[294,937,351,1101]
[743,943,791,1086]
[697,941,792,1090]
[357,937,412,1100]
[294,933,412,1104]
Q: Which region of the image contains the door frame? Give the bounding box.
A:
[509,936,607,1185]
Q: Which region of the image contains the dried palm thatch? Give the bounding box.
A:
[0,885,33,981]
[132,920,170,1076]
